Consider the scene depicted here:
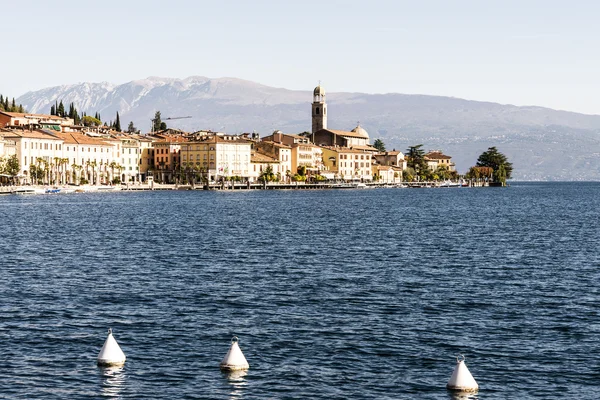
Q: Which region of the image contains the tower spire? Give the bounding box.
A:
[312,83,327,133]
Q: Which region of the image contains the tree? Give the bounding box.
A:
[406,144,428,175]
[57,100,65,117]
[5,155,19,184]
[476,147,513,185]
[152,111,165,132]
[373,138,386,152]
[259,165,276,182]
[127,121,137,133]
[114,112,121,132]
[82,116,102,127]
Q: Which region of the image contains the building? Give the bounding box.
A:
[180,133,252,182]
[372,165,403,183]
[260,131,323,174]
[0,111,75,132]
[0,128,119,185]
[424,150,455,172]
[311,85,327,133]
[321,147,373,181]
[250,151,281,182]
[372,150,406,181]
[254,140,292,180]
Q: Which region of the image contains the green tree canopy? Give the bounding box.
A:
[373,138,386,152]
[152,111,166,132]
[406,144,427,174]
[476,147,513,184]
[114,111,121,132]
[259,165,276,182]
[82,116,102,127]
[127,121,137,133]
[0,94,26,113]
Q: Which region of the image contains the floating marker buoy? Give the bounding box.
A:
[220,336,249,371]
[446,354,478,392]
[97,328,126,366]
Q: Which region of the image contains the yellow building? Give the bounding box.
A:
[180,134,252,182]
[321,147,373,181]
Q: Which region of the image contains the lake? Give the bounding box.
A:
[1,182,599,399]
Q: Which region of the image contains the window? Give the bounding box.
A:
[315,107,320,115]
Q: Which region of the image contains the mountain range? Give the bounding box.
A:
[16,76,600,180]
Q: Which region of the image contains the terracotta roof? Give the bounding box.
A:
[319,129,369,139]
[259,140,291,149]
[1,129,62,140]
[0,111,70,121]
[425,152,452,160]
[320,146,374,154]
[185,136,252,145]
[350,144,379,152]
[251,152,279,163]
[54,132,113,146]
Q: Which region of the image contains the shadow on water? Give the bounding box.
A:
[222,369,248,399]
[98,365,126,398]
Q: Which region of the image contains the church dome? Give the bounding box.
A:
[313,85,325,96]
[351,124,369,138]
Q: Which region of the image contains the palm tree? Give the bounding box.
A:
[109,161,117,183]
[89,160,97,185]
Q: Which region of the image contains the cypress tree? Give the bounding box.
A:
[11,98,16,112]
[115,111,121,132]
[57,100,65,117]
[5,98,10,111]
[50,104,55,115]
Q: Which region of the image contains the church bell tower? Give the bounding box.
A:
[312,84,327,133]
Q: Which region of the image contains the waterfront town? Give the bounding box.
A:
[0,85,491,191]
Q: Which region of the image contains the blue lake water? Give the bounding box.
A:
[1,182,599,399]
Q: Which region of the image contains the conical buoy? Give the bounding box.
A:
[220,336,249,371]
[97,328,126,366]
[446,354,478,392]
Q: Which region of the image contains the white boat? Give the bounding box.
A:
[12,187,37,195]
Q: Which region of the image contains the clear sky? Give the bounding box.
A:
[2,0,599,115]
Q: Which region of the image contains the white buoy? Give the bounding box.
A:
[220,336,249,371]
[446,354,478,392]
[97,328,126,366]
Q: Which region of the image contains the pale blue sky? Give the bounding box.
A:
[2,0,599,114]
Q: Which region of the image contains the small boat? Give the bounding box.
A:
[45,188,61,194]
[97,186,119,191]
[12,187,37,195]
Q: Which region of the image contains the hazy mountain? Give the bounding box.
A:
[17,76,600,180]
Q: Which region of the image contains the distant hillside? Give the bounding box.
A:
[17,76,600,180]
